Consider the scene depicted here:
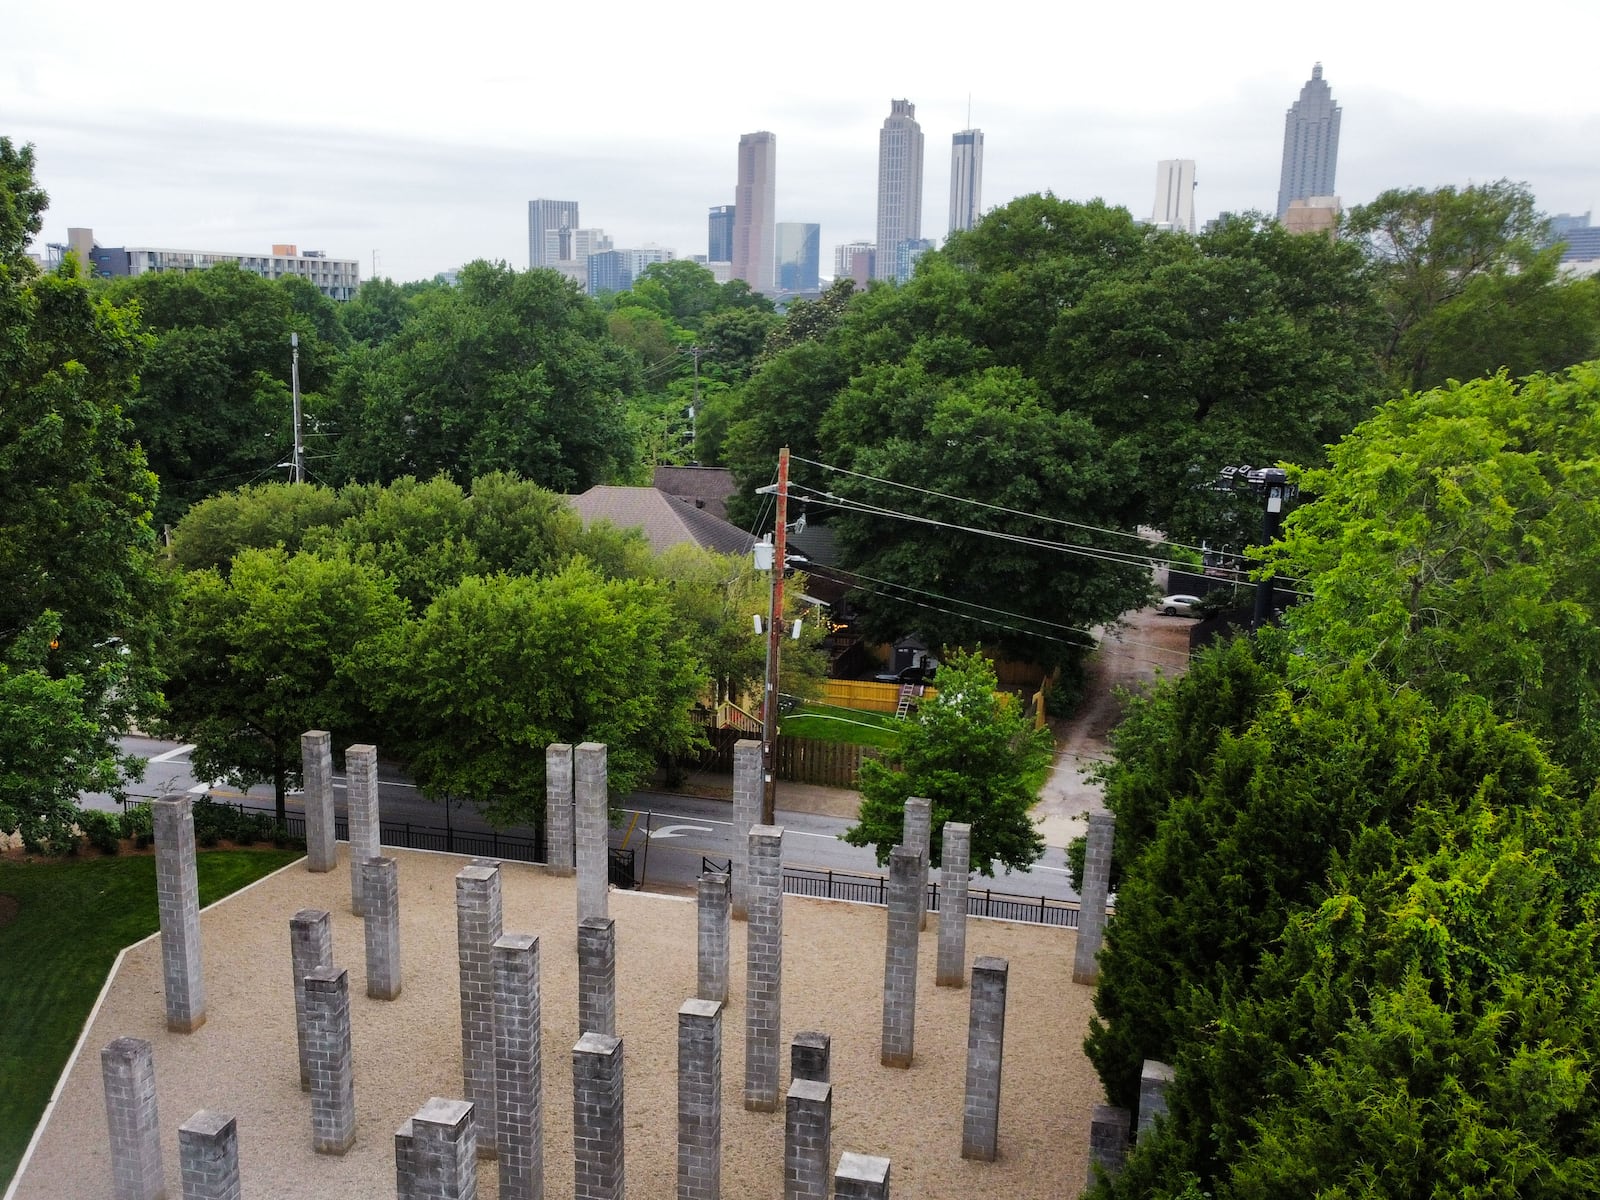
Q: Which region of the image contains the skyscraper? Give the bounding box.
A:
[776,223,821,292]
[732,132,777,294]
[1152,159,1197,233]
[875,99,924,282]
[708,205,735,262]
[1276,64,1341,219]
[949,129,984,234]
[528,199,580,270]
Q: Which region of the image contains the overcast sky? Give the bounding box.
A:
[6,0,1598,283]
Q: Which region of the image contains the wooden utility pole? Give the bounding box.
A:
[761,446,790,824]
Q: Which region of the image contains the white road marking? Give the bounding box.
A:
[647,824,717,840]
[187,780,225,794]
[148,744,195,763]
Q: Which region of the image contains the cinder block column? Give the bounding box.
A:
[880,844,921,1068]
[290,909,334,1089]
[405,1098,478,1199]
[677,999,722,1200]
[730,739,762,921]
[578,916,617,1039]
[1138,1059,1175,1137]
[790,1032,830,1084]
[456,863,502,1160]
[304,965,356,1155]
[572,1033,625,1200]
[346,744,381,917]
[494,933,543,1200]
[301,730,336,872]
[903,797,931,931]
[575,742,609,923]
[834,1152,891,1199]
[784,1079,832,1200]
[395,1119,415,1200]
[1073,812,1115,985]
[936,822,972,987]
[1087,1105,1131,1188]
[696,871,730,1004]
[744,824,784,1111]
[546,743,575,876]
[154,794,205,1033]
[961,956,1009,1162]
[362,856,402,1000]
[177,1110,239,1200]
[101,1036,163,1200]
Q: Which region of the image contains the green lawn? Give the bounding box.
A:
[0,848,301,1189]
[781,703,906,749]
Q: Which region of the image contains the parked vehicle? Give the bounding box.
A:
[874,664,937,685]
[1160,594,1202,617]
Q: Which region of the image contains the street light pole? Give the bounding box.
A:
[290,332,304,484]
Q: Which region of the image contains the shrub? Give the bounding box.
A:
[76,810,122,855]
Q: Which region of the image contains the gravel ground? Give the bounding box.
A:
[14,846,1100,1199]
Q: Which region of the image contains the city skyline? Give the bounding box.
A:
[1277,63,1342,217]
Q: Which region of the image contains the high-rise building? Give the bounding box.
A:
[529,199,580,270]
[949,129,984,234]
[834,241,874,280]
[776,223,821,292]
[1152,159,1197,234]
[732,132,777,294]
[586,245,675,296]
[875,99,924,282]
[60,227,359,299]
[708,205,736,262]
[1276,64,1341,219]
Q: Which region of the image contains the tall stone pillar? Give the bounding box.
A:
[456,862,502,1160]
[545,743,575,876]
[395,1119,415,1200]
[494,933,543,1200]
[301,730,336,872]
[834,1152,891,1199]
[404,1098,478,1199]
[289,908,334,1089]
[577,915,617,1039]
[1073,811,1115,985]
[677,999,722,1200]
[960,956,1009,1162]
[696,871,730,1004]
[101,1036,163,1200]
[304,965,356,1155]
[346,744,381,917]
[1087,1105,1131,1188]
[744,824,784,1111]
[880,845,921,1068]
[784,1079,832,1200]
[790,1032,830,1084]
[1138,1059,1176,1137]
[575,742,609,923]
[730,738,762,920]
[572,1033,625,1200]
[154,794,205,1033]
[362,856,402,1000]
[902,797,931,931]
[936,822,972,987]
[177,1110,240,1200]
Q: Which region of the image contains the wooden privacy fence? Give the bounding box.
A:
[690,728,878,788]
[822,679,934,713]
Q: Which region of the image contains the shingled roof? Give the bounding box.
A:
[569,485,756,557]
[651,465,737,522]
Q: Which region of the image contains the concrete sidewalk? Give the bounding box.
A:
[663,767,862,820]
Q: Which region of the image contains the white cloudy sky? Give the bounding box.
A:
[6,0,1598,282]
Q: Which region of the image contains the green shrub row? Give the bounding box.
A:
[55,801,306,856]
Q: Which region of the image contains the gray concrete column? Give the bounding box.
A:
[154,794,205,1033]
[395,1119,415,1200]
[696,871,730,1004]
[289,908,333,1089]
[784,1080,832,1200]
[545,743,575,876]
[577,916,617,1039]
[1073,810,1114,985]
[575,742,609,923]
[744,824,784,1111]
[790,1032,830,1085]
[677,999,722,1200]
[880,845,921,1068]
[177,1110,239,1200]
[1087,1105,1131,1188]
[456,862,502,1160]
[301,730,336,872]
[346,744,381,917]
[960,956,1009,1162]
[730,738,762,921]
[362,856,401,1000]
[902,797,931,931]
[494,933,543,1200]
[404,1098,478,1199]
[101,1036,163,1200]
[572,1033,624,1200]
[936,822,972,987]
[304,965,355,1155]
[1138,1059,1176,1138]
[834,1152,891,1199]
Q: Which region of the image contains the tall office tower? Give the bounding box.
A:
[949,129,984,234]
[776,223,821,291]
[708,205,736,262]
[1276,64,1341,219]
[732,132,777,294]
[875,99,925,282]
[528,199,580,270]
[1152,159,1197,233]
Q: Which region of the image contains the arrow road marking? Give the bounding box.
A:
[648,824,717,840]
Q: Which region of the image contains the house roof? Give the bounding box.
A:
[651,465,737,522]
[570,486,756,557]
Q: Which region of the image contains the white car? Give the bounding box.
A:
[1160,594,1202,616]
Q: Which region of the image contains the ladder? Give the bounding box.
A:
[895,684,917,719]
